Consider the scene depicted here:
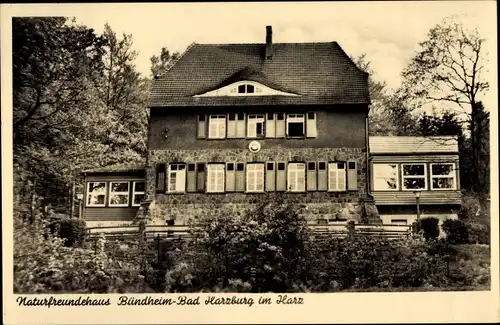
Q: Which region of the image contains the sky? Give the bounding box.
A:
[2,2,497,110]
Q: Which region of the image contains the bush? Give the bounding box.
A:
[465,221,489,244]
[416,217,440,241]
[14,217,147,293]
[50,218,87,247]
[442,219,469,244]
[165,194,310,292]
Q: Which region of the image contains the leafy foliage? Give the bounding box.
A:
[49,218,87,247]
[14,216,147,293]
[442,219,469,244]
[416,217,440,241]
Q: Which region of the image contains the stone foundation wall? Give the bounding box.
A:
[143,147,379,225]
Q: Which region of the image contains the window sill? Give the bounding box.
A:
[86,205,106,208]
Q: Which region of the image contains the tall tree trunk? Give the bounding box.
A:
[30,179,36,223]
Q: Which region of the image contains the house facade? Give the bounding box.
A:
[81,26,461,228]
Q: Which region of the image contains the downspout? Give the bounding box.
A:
[365,113,373,198]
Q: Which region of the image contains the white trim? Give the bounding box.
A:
[193,80,300,97]
[246,163,265,193]
[108,181,130,207]
[430,163,457,190]
[132,181,145,207]
[401,163,427,191]
[86,182,107,207]
[372,163,399,191]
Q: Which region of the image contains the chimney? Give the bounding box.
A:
[265,25,273,60]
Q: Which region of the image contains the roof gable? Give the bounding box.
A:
[149,42,370,107]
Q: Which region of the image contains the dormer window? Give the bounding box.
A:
[238,84,255,94]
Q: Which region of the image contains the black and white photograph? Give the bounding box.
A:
[2,1,498,323]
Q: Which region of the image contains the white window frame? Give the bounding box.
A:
[132,181,145,207]
[328,162,346,192]
[287,162,306,192]
[108,181,130,207]
[208,115,226,139]
[167,164,187,193]
[246,163,265,193]
[286,114,305,137]
[401,163,427,191]
[247,114,265,138]
[207,164,225,193]
[430,163,456,190]
[86,182,107,207]
[372,163,399,191]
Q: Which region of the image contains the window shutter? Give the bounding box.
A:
[227,113,237,138]
[347,161,357,191]
[196,163,205,192]
[307,162,317,191]
[235,113,246,138]
[276,113,286,138]
[306,112,317,138]
[317,161,327,191]
[235,163,245,192]
[276,162,287,191]
[226,163,235,192]
[197,115,206,138]
[187,164,197,192]
[266,113,276,138]
[156,164,166,192]
[265,162,276,191]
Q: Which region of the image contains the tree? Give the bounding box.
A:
[352,54,418,136]
[150,47,180,77]
[98,24,149,163]
[401,16,490,195]
[13,17,109,217]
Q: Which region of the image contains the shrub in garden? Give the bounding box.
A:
[165,194,310,292]
[442,219,469,244]
[57,218,87,247]
[466,221,489,244]
[416,217,440,241]
[14,216,147,293]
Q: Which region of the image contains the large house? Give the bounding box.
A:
[81,26,461,228]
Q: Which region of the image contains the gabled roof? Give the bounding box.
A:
[369,136,459,154]
[149,42,370,107]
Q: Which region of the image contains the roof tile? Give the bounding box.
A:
[149,42,370,107]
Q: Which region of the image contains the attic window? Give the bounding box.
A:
[238,84,255,94]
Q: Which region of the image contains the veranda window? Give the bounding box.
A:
[109,182,130,207]
[373,164,399,191]
[431,163,456,190]
[402,164,427,190]
[132,181,145,206]
[87,182,107,207]
[207,164,225,193]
